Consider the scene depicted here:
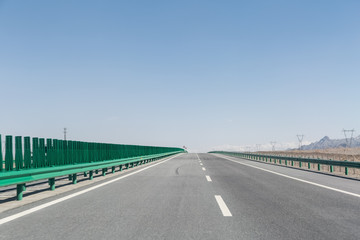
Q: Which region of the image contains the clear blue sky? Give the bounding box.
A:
[1,0,359,152]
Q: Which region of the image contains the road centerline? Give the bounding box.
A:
[202,167,206,171]
[205,175,212,182]
[215,195,232,217]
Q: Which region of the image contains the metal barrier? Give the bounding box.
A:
[210,151,360,176]
[0,134,185,200]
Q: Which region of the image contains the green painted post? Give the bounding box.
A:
[32,138,39,168]
[330,165,333,173]
[49,178,55,190]
[39,138,46,167]
[46,139,53,167]
[291,161,294,166]
[72,174,77,184]
[15,136,23,170]
[344,160,348,175]
[308,162,311,169]
[95,169,99,174]
[23,184,26,191]
[16,184,24,200]
[24,137,31,168]
[5,135,14,171]
[285,160,287,166]
[102,168,106,176]
[318,164,321,171]
[112,166,115,173]
[0,134,2,171]
[84,172,87,177]
[119,165,123,171]
[68,174,72,181]
[89,170,94,180]
[299,161,302,168]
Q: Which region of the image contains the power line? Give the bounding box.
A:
[256,144,261,151]
[342,129,355,149]
[270,141,276,151]
[64,128,67,141]
[296,134,304,150]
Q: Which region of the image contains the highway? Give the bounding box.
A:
[0,153,359,240]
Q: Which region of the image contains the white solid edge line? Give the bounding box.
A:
[202,167,206,171]
[205,175,212,182]
[215,154,360,199]
[215,195,232,217]
[0,154,182,225]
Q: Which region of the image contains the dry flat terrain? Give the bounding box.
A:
[255,148,360,178]
[258,148,360,162]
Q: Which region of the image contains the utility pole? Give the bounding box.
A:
[296,134,304,150]
[64,128,67,141]
[270,141,276,151]
[343,129,355,149]
[256,144,261,152]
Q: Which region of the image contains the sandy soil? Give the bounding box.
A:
[257,147,360,162]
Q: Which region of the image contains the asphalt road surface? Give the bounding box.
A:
[0,153,359,240]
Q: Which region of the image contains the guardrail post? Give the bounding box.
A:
[15,136,23,170]
[72,174,77,184]
[299,161,302,168]
[285,160,287,166]
[102,168,107,176]
[330,165,333,173]
[49,178,55,190]
[308,162,311,169]
[119,165,123,171]
[89,170,94,180]
[16,184,25,200]
[0,134,2,171]
[84,172,87,177]
[344,160,348,175]
[5,135,14,171]
[318,164,321,171]
[95,169,99,174]
[291,161,294,166]
[68,174,73,181]
[112,166,115,173]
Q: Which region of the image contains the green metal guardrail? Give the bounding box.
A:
[209,151,360,176]
[0,134,185,200]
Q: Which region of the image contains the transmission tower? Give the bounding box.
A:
[270,141,276,151]
[256,144,261,152]
[342,129,355,148]
[296,134,304,150]
[64,128,67,141]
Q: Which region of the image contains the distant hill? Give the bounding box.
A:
[301,136,360,150]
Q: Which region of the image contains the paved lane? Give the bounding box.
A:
[0,153,359,240]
